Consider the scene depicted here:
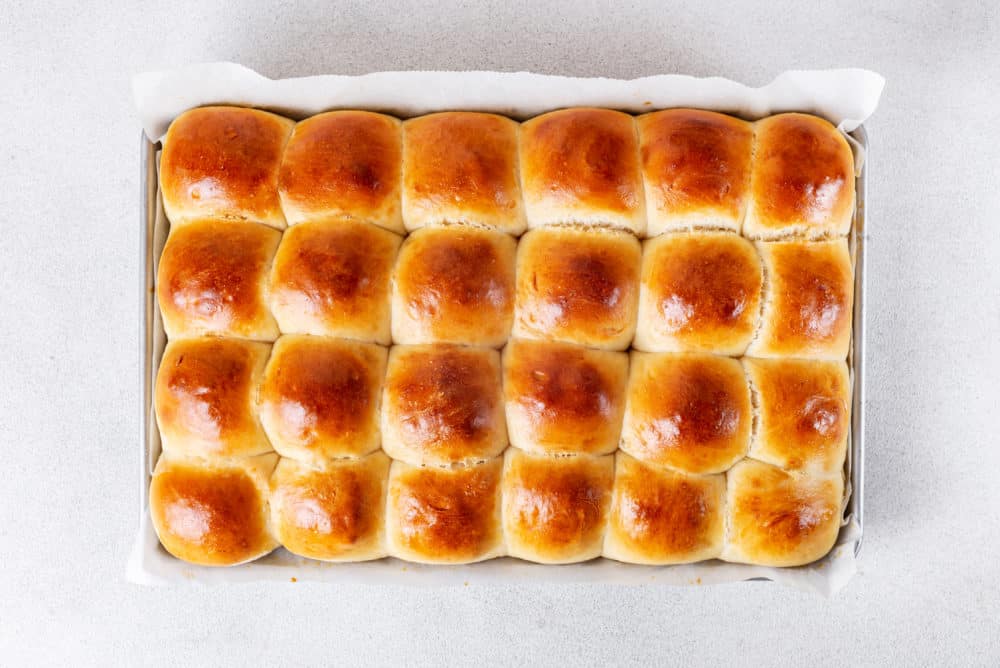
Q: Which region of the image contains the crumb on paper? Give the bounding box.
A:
[290,577,297,583]
[463,581,469,587]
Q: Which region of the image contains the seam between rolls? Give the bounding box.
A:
[747,243,769,353]
[274,119,296,227]
[630,114,648,239]
[511,121,526,238]
[740,120,758,237]
[744,361,760,461]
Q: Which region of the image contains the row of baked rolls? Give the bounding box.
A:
[149,448,843,567]
[159,106,855,239]
[154,336,850,474]
[151,334,848,566]
[157,219,854,359]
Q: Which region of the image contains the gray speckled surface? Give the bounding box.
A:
[1,1,998,665]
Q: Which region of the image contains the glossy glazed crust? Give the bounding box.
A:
[402,112,525,234]
[385,458,505,564]
[512,227,641,351]
[269,453,390,561]
[519,108,645,234]
[621,352,751,474]
[748,239,854,360]
[157,220,282,341]
[268,220,401,344]
[502,339,628,455]
[149,453,278,566]
[604,452,725,564]
[637,109,753,235]
[501,449,614,564]
[722,459,843,567]
[160,106,294,229]
[278,111,404,232]
[154,338,272,458]
[391,226,516,347]
[151,107,860,571]
[259,336,387,464]
[633,232,763,355]
[381,345,506,466]
[745,113,855,239]
[744,358,850,474]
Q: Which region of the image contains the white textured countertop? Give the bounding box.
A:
[1,1,998,665]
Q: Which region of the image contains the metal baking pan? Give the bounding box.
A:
[135,121,869,586]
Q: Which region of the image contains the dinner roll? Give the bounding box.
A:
[391,226,516,347]
[637,109,753,236]
[155,338,272,458]
[385,458,504,564]
[157,220,281,341]
[722,459,843,567]
[381,345,506,466]
[259,336,387,465]
[748,239,854,360]
[269,452,390,562]
[519,108,645,235]
[513,227,641,350]
[268,219,401,344]
[502,339,628,456]
[402,112,525,234]
[745,113,855,240]
[744,358,850,474]
[278,110,404,233]
[160,106,294,229]
[501,449,614,564]
[621,352,751,474]
[603,452,725,565]
[149,452,279,566]
[634,232,762,355]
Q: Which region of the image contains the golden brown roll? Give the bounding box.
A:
[391,226,516,347]
[748,239,854,360]
[381,344,506,466]
[268,220,401,344]
[621,352,751,474]
[278,110,404,233]
[519,108,646,235]
[259,336,387,465]
[722,459,843,567]
[385,458,504,564]
[603,452,725,564]
[401,112,525,234]
[512,227,641,351]
[160,106,294,229]
[745,113,855,240]
[633,232,762,355]
[637,109,753,236]
[502,339,628,456]
[157,220,281,341]
[269,452,390,562]
[501,449,614,564]
[149,452,279,566]
[744,358,850,474]
[155,338,272,458]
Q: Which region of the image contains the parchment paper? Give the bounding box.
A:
[129,63,883,596]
